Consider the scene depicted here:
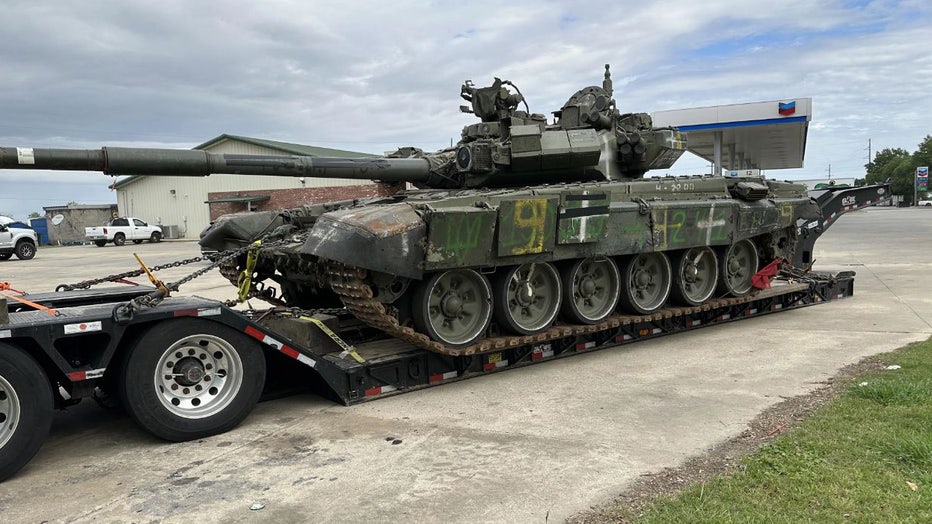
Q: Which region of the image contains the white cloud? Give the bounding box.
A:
[0,0,929,218]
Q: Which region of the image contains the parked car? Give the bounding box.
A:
[85,217,162,247]
[0,216,38,260]
[918,199,932,207]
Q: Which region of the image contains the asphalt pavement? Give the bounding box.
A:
[0,207,930,523]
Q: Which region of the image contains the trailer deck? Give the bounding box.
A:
[0,269,855,482]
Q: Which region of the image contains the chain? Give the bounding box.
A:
[93,231,301,321]
[56,256,207,292]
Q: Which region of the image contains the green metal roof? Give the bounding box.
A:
[112,134,372,189]
[194,134,375,158]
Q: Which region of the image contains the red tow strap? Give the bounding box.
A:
[751,259,783,290]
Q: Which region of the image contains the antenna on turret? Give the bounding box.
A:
[603,64,613,97]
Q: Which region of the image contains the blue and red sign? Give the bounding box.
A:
[918,166,929,192]
[778,101,796,116]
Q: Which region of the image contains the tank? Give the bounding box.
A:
[0,65,824,354]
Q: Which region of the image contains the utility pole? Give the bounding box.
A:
[867,139,872,172]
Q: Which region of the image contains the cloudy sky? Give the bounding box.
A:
[1,0,929,220]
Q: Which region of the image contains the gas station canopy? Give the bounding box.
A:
[651,98,811,174]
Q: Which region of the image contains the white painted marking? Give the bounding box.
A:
[85,368,106,379]
[296,354,317,367]
[17,147,35,165]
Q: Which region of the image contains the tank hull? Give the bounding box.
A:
[205,173,819,351]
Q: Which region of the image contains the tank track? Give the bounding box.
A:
[324,262,772,357]
[221,256,784,357]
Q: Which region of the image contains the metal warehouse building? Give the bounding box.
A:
[111,135,378,239]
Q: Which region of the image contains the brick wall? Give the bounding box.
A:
[207,183,404,221]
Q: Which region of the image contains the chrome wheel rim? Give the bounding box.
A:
[0,374,21,449]
[154,334,244,419]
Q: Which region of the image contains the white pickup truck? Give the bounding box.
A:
[85,217,162,247]
[0,216,38,260]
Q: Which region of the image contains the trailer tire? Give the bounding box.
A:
[0,343,54,482]
[118,318,266,442]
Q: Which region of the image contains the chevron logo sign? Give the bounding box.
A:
[778,101,796,116]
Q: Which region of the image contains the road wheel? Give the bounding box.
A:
[113,233,126,246]
[94,240,107,247]
[149,232,162,243]
[14,241,36,260]
[133,239,144,244]
[717,239,759,297]
[118,318,266,442]
[0,343,54,482]
[560,257,621,324]
[493,263,562,335]
[670,247,719,306]
[618,252,673,314]
[412,269,493,347]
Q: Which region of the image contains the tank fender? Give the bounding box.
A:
[304,204,426,280]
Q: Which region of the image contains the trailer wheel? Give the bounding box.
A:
[0,343,54,482]
[119,318,266,442]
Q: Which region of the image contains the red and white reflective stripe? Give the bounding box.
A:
[717,313,732,321]
[770,303,783,311]
[825,212,837,223]
[532,344,554,360]
[174,307,221,317]
[834,293,845,300]
[575,341,597,351]
[364,384,398,397]
[686,319,702,328]
[638,327,662,336]
[429,371,458,383]
[244,326,316,368]
[483,359,508,371]
[64,321,102,334]
[0,329,10,339]
[68,367,106,381]
[744,308,758,316]
[614,333,633,343]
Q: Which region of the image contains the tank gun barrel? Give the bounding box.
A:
[0,146,432,183]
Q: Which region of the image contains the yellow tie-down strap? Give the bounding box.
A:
[237,240,262,302]
[300,315,365,363]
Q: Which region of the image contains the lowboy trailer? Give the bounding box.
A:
[1,271,854,481]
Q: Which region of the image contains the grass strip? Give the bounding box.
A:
[615,337,932,523]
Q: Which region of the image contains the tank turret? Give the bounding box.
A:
[1,66,684,190]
